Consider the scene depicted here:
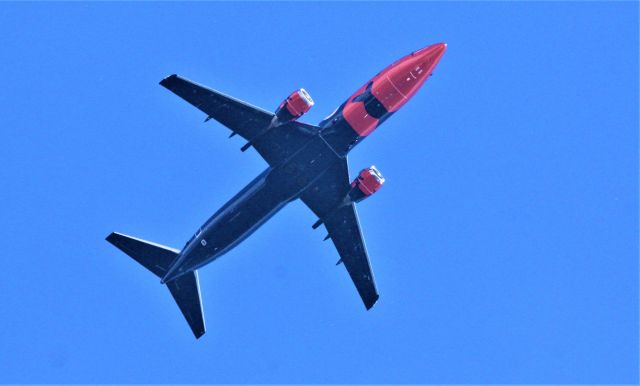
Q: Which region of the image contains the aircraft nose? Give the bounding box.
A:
[381,42,447,104]
[413,42,447,71]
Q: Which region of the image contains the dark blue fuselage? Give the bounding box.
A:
[162,118,352,282]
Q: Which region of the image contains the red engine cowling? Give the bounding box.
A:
[275,88,314,122]
[349,166,385,203]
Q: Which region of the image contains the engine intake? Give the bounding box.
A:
[349,166,385,203]
[275,88,314,122]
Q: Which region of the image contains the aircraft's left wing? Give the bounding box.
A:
[160,74,318,166]
[300,159,380,310]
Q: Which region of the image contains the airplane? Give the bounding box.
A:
[106,42,447,338]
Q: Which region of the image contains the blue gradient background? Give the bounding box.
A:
[0,2,637,384]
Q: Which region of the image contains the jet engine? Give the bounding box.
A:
[348,166,385,203]
[275,88,314,123]
[311,165,385,231]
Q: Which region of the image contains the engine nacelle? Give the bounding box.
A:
[275,88,314,122]
[311,165,385,231]
[348,166,385,203]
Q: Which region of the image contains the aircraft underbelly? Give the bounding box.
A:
[184,135,340,271]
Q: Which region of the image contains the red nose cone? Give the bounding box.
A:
[370,42,447,112]
[415,42,447,71]
[341,42,447,137]
[387,42,447,100]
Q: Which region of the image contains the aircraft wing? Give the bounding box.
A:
[160,74,318,166]
[300,159,380,310]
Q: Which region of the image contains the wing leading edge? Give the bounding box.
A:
[159,74,318,166]
[300,159,380,310]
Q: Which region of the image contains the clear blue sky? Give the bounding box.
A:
[0,2,637,384]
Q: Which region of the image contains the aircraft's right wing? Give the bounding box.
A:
[160,74,318,166]
[300,159,380,310]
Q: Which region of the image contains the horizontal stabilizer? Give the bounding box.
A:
[107,232,205,338]
[106,232,179,278]
[167,271,206,339]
